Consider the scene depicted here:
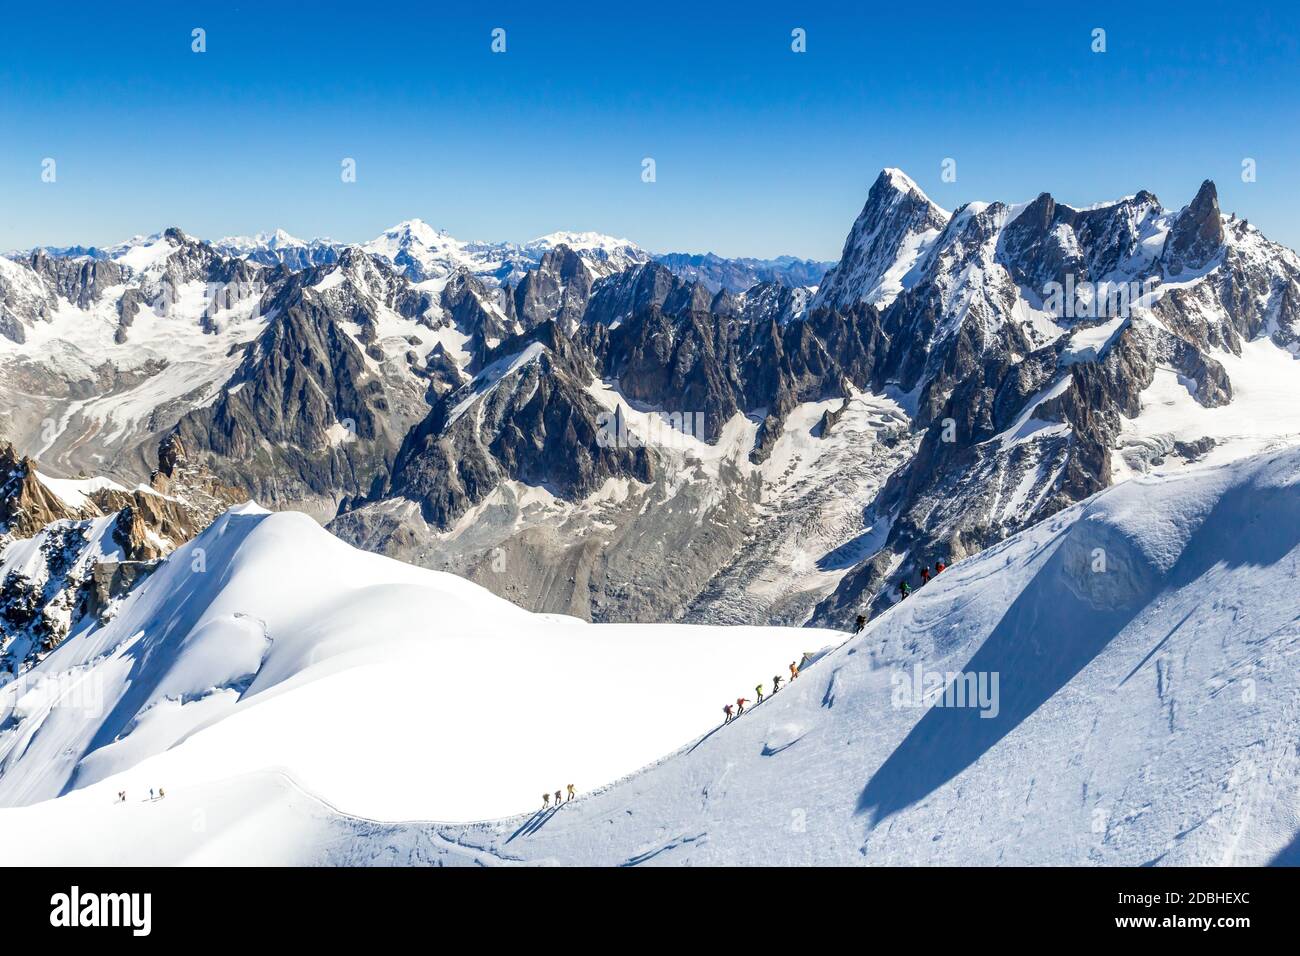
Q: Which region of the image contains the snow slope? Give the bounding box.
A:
[454,445,1298,865]
[1114,336,1300,480]
[6,447,1297,865]
[0,504,821,829]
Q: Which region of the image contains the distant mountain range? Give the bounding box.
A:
[12,223,833,294]
[6,167,1300,870]
[4,168,1299,641]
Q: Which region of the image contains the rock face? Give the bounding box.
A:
[24,250,125,310]
[0,444,85,539]
[172,281,398,519]
[6,172,1300,631]
[508,245,607,333]
[811,169,951,312]
[334,171,1300,628]
[0,436,243,676]
[1162,180,1225,276]
[376,322,654,529]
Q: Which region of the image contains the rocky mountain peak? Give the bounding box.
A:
[333,244,379,274]
[0,444,100,540]
[1019,192,1059,229]
[812,168,951,312]
[1163,179,1225,275]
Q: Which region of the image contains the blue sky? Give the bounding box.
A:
[1,1,1298,259]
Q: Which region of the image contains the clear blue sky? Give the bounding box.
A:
[1,1,1298,259]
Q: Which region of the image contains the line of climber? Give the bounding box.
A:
[722,655,809,724]
[896,559,946,603]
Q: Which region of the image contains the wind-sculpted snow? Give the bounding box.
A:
[0,503,820,827]
[3,447,1298,865]
[457,447,1300,864]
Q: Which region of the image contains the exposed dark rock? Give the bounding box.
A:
[1163,180,1225,276]
[510,244,601,332]
[1173,437,1216,461]
[172,290,394,514]
[0,434,244,674]
[382,321,653,527]
[812,169,950,313]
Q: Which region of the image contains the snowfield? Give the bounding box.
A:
[0,503,821,827]
[4,447,1300,865]
[1114,337,1300,480]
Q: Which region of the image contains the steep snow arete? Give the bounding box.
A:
[4,168,1300,866]
[0,503,822,825]
[2,446,1299,865]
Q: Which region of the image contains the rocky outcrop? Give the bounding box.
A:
[509,245,603,333]
[440,269,517,359]
[0,435,244,676]
[171,289,394,517]
[1162,180,1225,277]
[581,262,708,328]
[378,322,653,528]
[0,444,88,538]
[25,250,125,309]
[80,560,159,624]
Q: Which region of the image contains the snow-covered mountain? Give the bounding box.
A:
[10,222,823,298]
[217,220,652,289]
[524,231,649,274]
[0,228,277,484]
[328,169,1300,631]
[4,446,1297,865]
[810,174,1300,625]
[212,229,341,270]
[811,168,949,311]
[0,500,821,826]
[5,169,1300,634]
[358,219,533,287]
